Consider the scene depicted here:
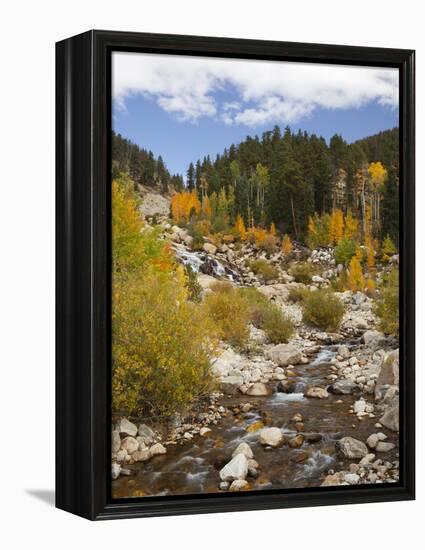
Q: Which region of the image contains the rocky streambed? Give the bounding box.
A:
[111,224,400,497]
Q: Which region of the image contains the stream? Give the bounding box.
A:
[112,347,398,498]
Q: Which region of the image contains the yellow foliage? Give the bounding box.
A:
[281,234,293,255]
[328,208,344,245]
[202,195,212,220]
[270,222,277,236]
[366,278,376,297]
[364,235,376,271]
[171,190,201,224]
[347,256,365,292]
[234,214,246,240]
[344,209,358,240]
[368,161,387,188]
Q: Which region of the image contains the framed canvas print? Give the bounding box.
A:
[56,30,415,520]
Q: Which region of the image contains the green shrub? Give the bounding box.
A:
[185,265,202,302]
[188,223,205,250]
[374,268,399,336]
[239,287,271,327]
[289,261,319,284]
[287,286,310,303]
[247,259,279,282]
[302,289,345,331]
[335,237,356,266]
[261,304,294,344]
[204,282,251,347]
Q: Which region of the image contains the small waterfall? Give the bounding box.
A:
[173,246,240,282]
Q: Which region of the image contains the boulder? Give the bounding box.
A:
[366,434,379,449]
[379,401,399,432]
[212,348,243,378]
[329,380,357,395]
[344,473,360,485]
[118,418,138,437]
[246,382,272,396]
[149,443,167,456]
[337,345,350,358]
[259,427,284,447]
[306,387,329,399]
[200,427,212,437]
[266,344,302,366]
[112,430,121,454]
[111,463,121,480]
[277,380,296,393]
[375,441,396,453]
[132,449,151,462]
[229,480,250,492]
[336,437,368,459]
[120,436,139,455]
[362,330,386,346]
[219,454,249,481]
[137,424,155,445]
[203,242,217,255]
[288,434,304,448]
[232,442,254,459]
[375,350,399,399]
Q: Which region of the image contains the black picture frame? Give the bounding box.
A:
[56,29,415,520]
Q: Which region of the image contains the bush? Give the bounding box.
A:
[112,267,217,417]
[302,289,345,331]
[374,268,399,336]
[261,304,294,344]
[247,259,279,282]
[188,222,207,250]
[258,233,278,253]
[287,286,310,303]
[185,265,202,302]
[289,261,319,284]
[238,288,294,343]
[204,283,251,347]
[335,237,356,266]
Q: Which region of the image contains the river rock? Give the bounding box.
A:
[138,424,155,445]
[344,473,360,485]
[375,350,399,399]
[259,427,284,447]
[362,330,386,346]
[329,380,357,395]
[375,442,396,453]
[366,434,379,449]
[306,387,329,399]
[336,437,368,458]
[219,453,249,481]
[118,418,138,437]
[266,344,302,366]
[111,463,121,480]
[213,348,243,377]
[379,401,399,432]
[112,430,121,454]
[232,442,254,459]
[219,481,230,491]
[200,427,212,437]
[229,480,250,492]
[337,345,350,359]
[149,443,167,456]
[132,449,151,462]
[277,380,296,393]
[203,242,217,255]
[246,382,272,396]
[292,413,303,422]
[288,434,304,448]
[321,472,344,486]
[120,436,139,455]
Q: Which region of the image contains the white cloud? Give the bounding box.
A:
[112,52,398,127]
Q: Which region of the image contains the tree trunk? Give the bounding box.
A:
[290,194,298,239]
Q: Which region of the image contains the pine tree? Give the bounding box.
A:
[187,162,195,191]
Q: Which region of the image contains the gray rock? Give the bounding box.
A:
[266,344,302,366]
[219,453,249,481]
[306,386,329,399]
[232,442,254,459]
[112,430,121,454]
[362,330,386,346]
[246,382,272,396]
[259,427,284,447]
[118,418,138,437]
[336,437,368,458]
[366,434,379,449]
[375,350,399,399]
[137,424,155,445]
[219,481,230,491]
[379,400,399,432]
[329,380,357,395]
[132,449,151,462]
[111,463,121,480]
[203,242,217,255]
[337,345,350,358]
[149,443,167,456]
[120,436,139,455]
[375,441,396,453]
[344,473,360,484]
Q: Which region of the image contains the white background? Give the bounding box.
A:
[0,0,422,547]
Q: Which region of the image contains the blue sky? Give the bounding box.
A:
[112,53,399,179]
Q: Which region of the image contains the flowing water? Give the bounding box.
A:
[173,246,241,282]
[112,347,398,498]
